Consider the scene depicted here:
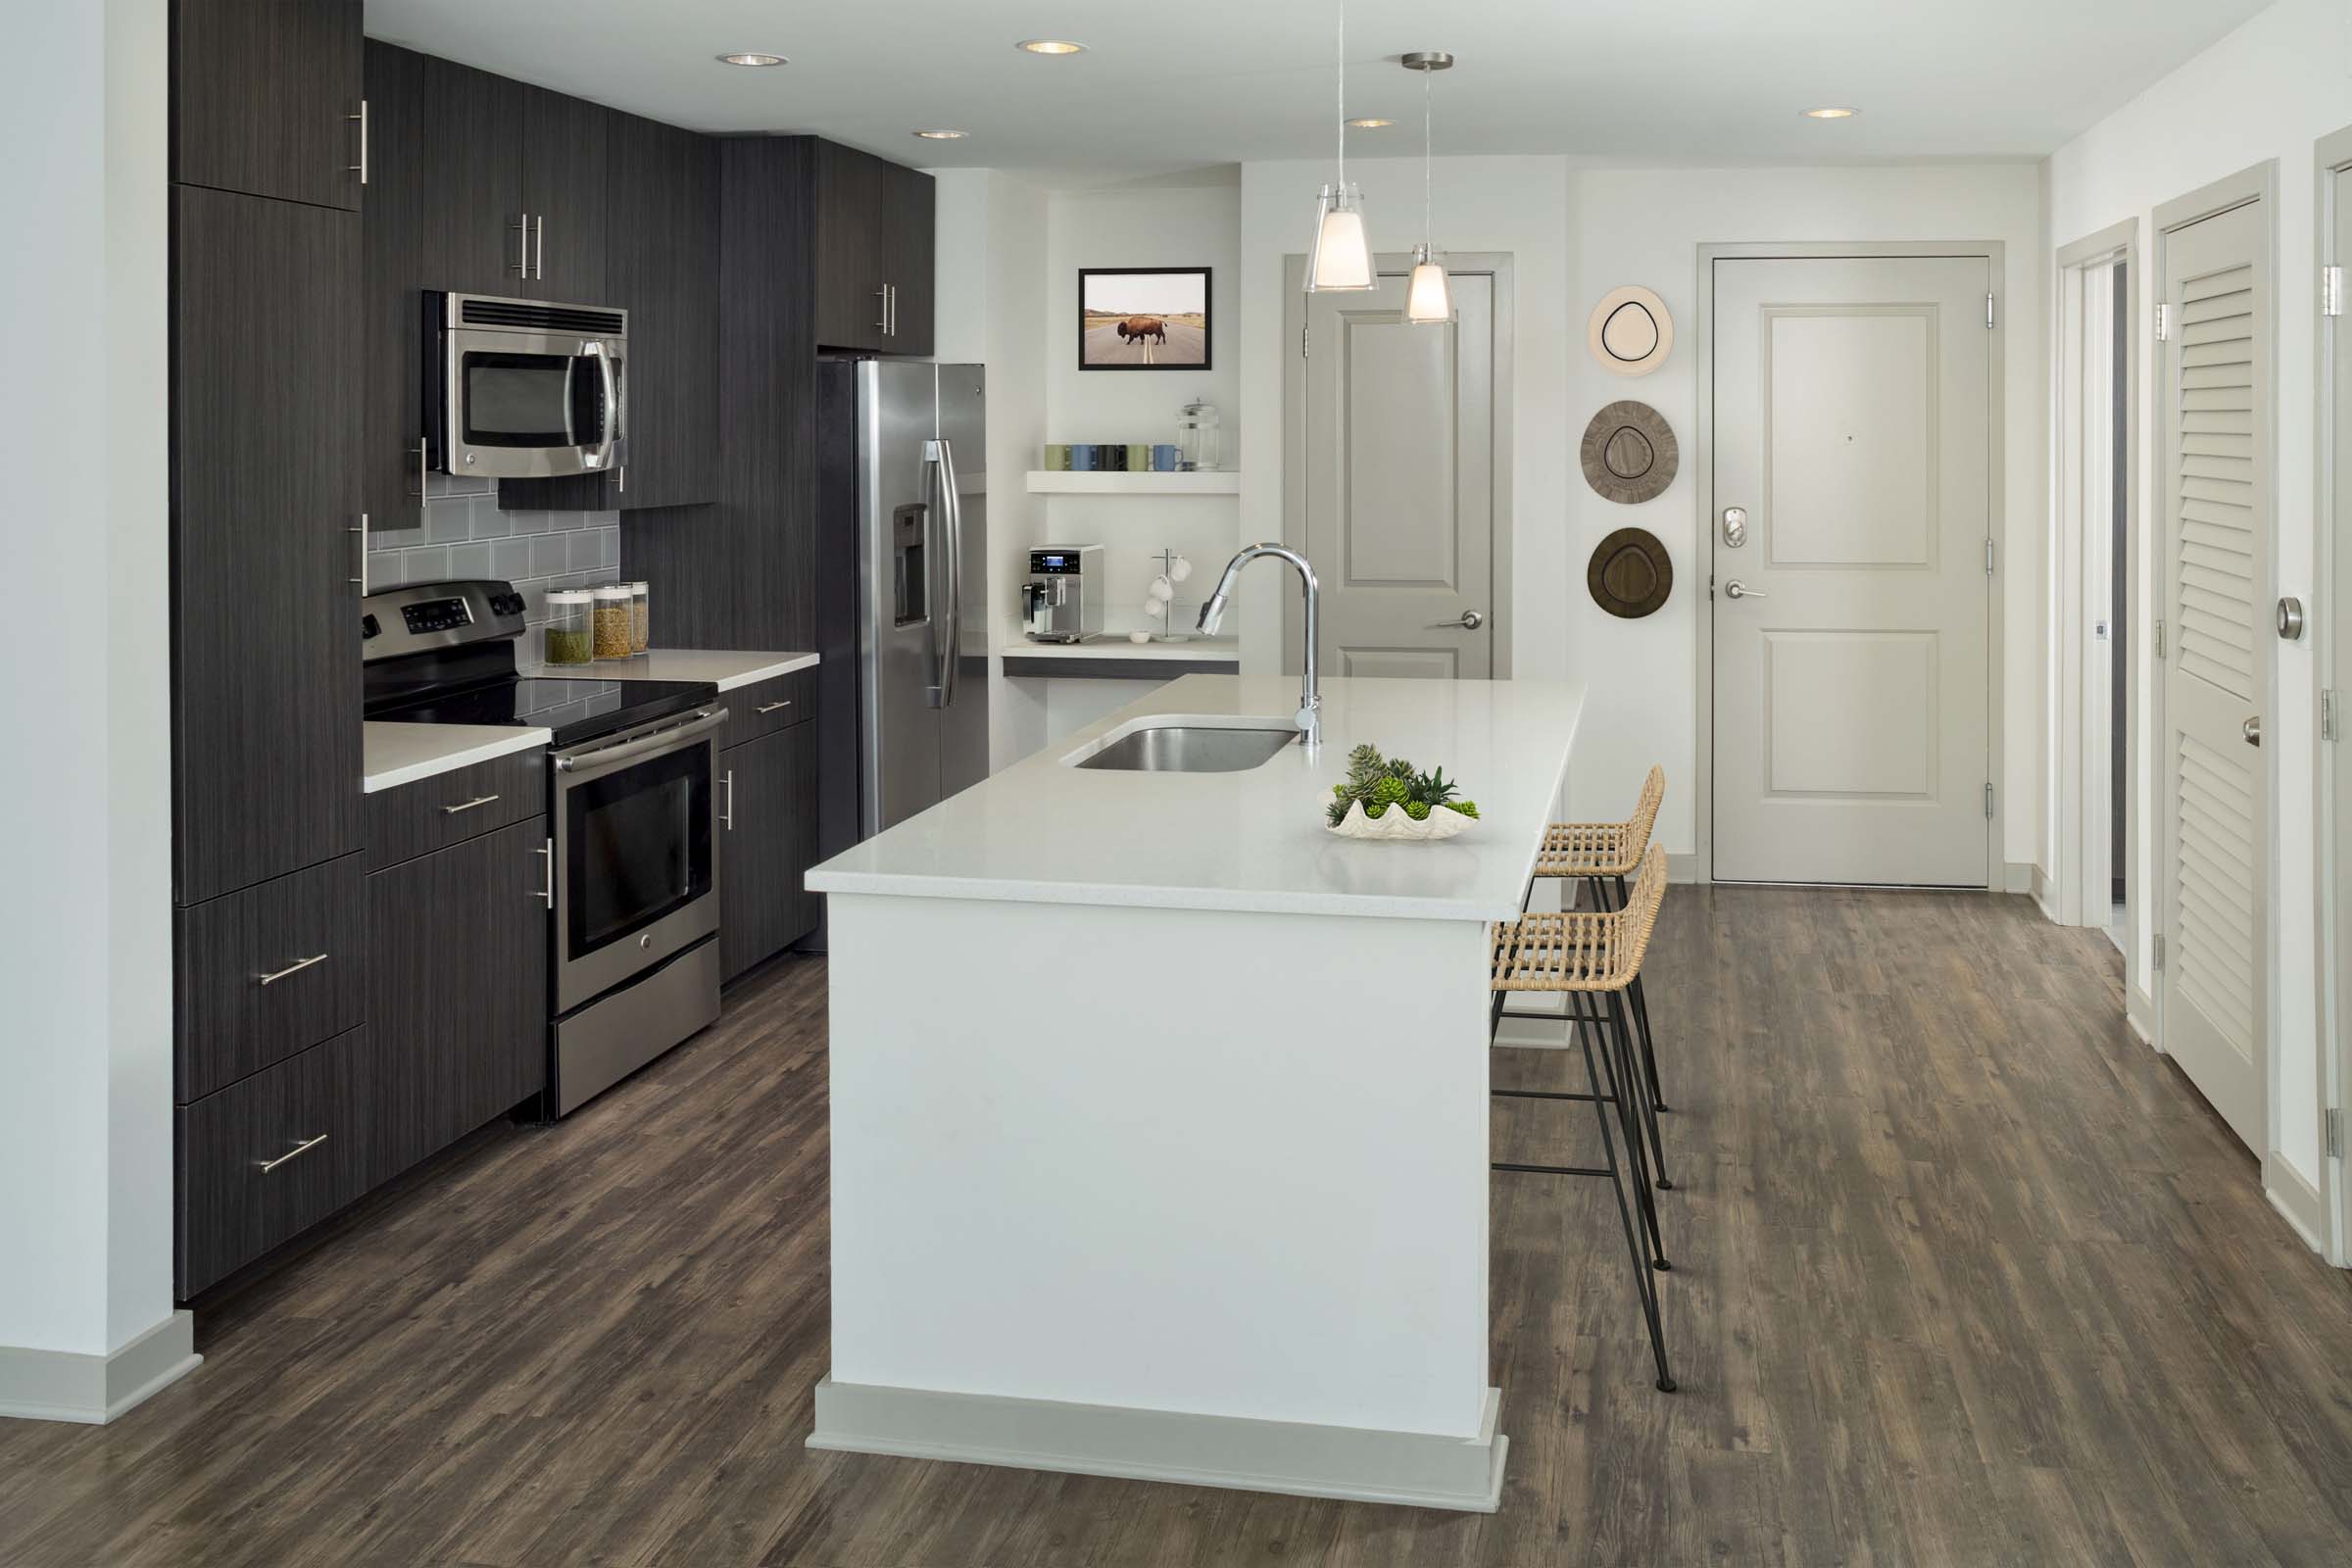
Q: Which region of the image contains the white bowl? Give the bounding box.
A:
[1326,800,1472,841]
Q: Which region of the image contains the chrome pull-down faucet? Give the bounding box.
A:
[1197,543,1320,750]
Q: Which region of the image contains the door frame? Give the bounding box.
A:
[2151,159,2281,1184]
[2314,126,2352,1265]
[2050,220,2142,997]
[1690,240,2009,888]
[1282,251,1516,678]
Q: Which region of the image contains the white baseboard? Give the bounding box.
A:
[0,1310,199,1425]
[2001,861,2035,895]
[1665,852,1702,884]
[2125,982,2155,1047]
[2027,864,2060,921]
[2265,1157,2327,1256]
[808,1376,1507,1513]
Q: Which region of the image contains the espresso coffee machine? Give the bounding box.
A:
[1021,544,1103,643]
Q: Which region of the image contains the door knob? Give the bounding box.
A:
[1723,580,1766,600]
[1429,609,1484,630]
[2243,716,2262,748]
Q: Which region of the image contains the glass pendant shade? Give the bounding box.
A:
[1308,184,1374,291]
[1404,243,1454,324]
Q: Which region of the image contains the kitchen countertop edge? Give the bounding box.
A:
[515,649,820,691]
[363,721,554,795]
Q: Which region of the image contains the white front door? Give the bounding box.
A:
[2157,189,2272,1154]
[1290,262,1501,678]
[1710,255,1994,885]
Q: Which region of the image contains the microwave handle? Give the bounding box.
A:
[579,340,621,471]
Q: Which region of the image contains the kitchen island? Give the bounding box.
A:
[806,673,1586,1511]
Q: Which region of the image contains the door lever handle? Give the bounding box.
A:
[1429,610,1484,630]
[2243,716,2262,748]
[1723,580,1767,599]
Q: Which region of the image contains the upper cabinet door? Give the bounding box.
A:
[173,186,362,904]
[174,0,364,211]
[812,140,888,353]
[520,86,611,303]
[883,161,936,357]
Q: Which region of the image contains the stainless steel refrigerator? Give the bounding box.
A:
[813,361,989,854]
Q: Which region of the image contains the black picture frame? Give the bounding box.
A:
[1078,267,1213,372]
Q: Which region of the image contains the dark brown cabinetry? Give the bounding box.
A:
[364,817,550,1184]
[810,140,935,356]
[173,0,364,211]
[172,185,362,905]
[363,749,546,872]
[518,85,610,302]
[720,718,819,982]
[502,110,719,514]
[175,854,367,1101]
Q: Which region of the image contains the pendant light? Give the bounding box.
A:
[1400,51,1455,325]
[1306,0,1373,292]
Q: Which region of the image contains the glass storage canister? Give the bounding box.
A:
[627,581,650,654]
[592,585,634,661]
[1177,399,1221,472]
[544,591,594,665]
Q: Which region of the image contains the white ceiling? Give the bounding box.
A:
[365,0,2273,184]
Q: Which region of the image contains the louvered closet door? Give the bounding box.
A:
[2158,195,2270,1153]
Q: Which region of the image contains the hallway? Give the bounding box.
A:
[3,888,2349,1566]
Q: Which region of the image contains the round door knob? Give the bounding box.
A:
[1723,580,1767,600]
[2243,716,2262,748]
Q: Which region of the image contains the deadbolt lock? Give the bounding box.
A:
[2278,597,2306,640]
[1721,506,1748,548]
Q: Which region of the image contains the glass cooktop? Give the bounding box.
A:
[369,676,718,749]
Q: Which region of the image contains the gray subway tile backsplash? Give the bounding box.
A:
[368,489,621,629]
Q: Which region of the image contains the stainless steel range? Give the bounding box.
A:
[363,579,724,1116]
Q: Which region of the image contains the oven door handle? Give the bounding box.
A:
[553,707,728,772]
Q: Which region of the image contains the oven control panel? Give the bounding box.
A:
[360,579,528,662]
[401,596,474,635]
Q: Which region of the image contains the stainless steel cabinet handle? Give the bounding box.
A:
[255,953,328,987]
[348,513,368,590]
[512,214,530,275]
[348,100,368,184]
[722,767,735,830]
[889,284,898,337]
[440,794,500,815]
[756,699,793,715]
[534,214,546,280]
[2243,716,2263,748]
[1723,580,1766,600]
[1428,610,1484,630]
[533,838,554,906]
[875,286,890,333]
[258,1134,329,1175]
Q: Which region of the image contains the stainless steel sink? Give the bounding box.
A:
[1069,722,1298,772]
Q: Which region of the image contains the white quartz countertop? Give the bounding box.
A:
[363,721,551,794]
[998,637,1240,662]
[514,648,818,690]
[808,673,1585,921]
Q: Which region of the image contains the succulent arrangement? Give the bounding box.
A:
[1327,743,1480,827]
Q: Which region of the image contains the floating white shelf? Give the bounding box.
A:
[1024,470,1241,496]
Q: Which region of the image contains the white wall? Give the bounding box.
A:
[0,0,175,1361]
[1237,154,2043,861]
[2045,0,2352,1199]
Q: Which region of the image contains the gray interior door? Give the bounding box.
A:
[1292,266,1498,678]
[2156,189,2271,1153]
[1710,254,1994,886]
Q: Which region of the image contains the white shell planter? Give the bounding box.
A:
[1326,801,1473,842]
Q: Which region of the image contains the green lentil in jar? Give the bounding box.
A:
[544,625,593,665]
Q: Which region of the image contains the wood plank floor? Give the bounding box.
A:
[7,889,2352,1566]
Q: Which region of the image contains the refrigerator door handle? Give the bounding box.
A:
[926,436,962,709]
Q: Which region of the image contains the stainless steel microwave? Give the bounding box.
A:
[424,291,628,480]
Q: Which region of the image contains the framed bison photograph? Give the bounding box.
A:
[1079,268,1212,370]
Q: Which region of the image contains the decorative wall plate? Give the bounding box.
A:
[1588,527,1674,619]
[1580,401,1679,504]
[1587,285,1673,376]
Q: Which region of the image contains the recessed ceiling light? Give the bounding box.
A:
[1346,118,1396,128]
[1801,106,1858,120]
[1016,39,1087,55]
[914,129,968,140]
[717,52,786,68]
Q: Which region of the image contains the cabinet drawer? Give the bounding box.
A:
[365,750,546,872]
[177,1024,376,1298]
[721,667,816,751]
[176,854,367,1102]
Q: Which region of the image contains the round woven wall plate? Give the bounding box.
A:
[1588,527,1674,619]
[1587,285,1673,375]
[1580,400,1679,504]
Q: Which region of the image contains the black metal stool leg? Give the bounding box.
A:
[1610,985,1673,1193]
[1573,1004,1677,1394]
[1580,993,1667,1272]
[1628,973,1671,1115]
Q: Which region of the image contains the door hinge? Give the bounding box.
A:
[1300,325,1309,358]
[2325,689,2340,743]
[1984,783,1995,819]
[2153,933,2165,971]
[2155,302,2172,341]
[2326,266,2344,318]
[2154,617,2167,660]
[2328,1107,2345,1159]
[1985,292,1996,329]
[1985,538,1996,575]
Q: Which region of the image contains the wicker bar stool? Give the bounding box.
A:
[1528,764,1673,1188]
[1489,842,1676,1393]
